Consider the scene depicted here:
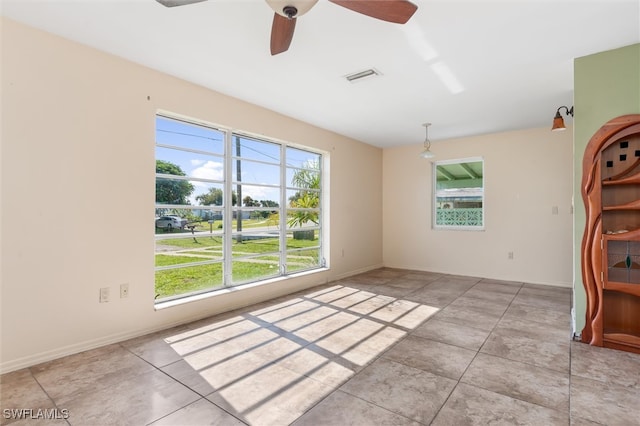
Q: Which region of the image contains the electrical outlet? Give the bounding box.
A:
[120,283,129,299]
[99,287,110,303]
[508,251,514,260]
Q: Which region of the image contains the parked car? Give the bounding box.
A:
[155,215,187,230]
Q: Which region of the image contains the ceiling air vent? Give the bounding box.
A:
[344,68,381,83]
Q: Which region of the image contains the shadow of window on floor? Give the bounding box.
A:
[162,284,440,424]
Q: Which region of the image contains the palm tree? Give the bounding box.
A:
[288,161,320,230]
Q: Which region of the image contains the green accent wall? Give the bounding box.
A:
[573,43,640,335]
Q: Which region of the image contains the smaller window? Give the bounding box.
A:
[433,157,484,230]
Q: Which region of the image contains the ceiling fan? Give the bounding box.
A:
[156,0,418,55]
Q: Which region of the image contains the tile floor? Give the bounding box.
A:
[2,268,640,425]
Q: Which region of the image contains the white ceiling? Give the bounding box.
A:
[2,0,639,148]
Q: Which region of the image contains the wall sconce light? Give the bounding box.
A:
[551,106,574,131]
[419,122,434,159]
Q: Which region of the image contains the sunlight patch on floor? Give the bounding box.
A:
[166,284,440,424]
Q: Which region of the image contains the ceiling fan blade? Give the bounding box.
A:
[270,13,296,55]
[329,0,417,24]
[156,0,207,7]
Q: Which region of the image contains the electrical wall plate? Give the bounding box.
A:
[99,287,110,303]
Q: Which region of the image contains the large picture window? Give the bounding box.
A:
[433,157,484,230]
[155,113,324,303]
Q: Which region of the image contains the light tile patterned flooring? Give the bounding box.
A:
[2,268,640,425]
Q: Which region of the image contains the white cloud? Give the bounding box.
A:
[187,161,280,204]
[241,185,279,202]
[190,159,206,166]
[188,161,224,206]
[191,160,223,182]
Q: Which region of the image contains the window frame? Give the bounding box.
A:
[432,156,485,231]
[155,111,327,305]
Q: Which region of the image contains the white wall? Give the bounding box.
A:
[383,127,574,286]
[0,17,576,373]
[0,18,383,373]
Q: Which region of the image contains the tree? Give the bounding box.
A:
[288,192,319,226]
[196,188,237,206]
[288,162,320,229]
[196,188,222,206]
[243,196,260,207]
[251,199,279,219]
[156,160,194,205]
[288,163,320,207]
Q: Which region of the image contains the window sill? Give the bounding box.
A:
[154,267,329,311]
[433,226,485,231]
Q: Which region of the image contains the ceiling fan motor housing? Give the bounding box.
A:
[283,5,298,18]
[266,0,319,18]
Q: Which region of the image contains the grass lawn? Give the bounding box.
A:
[155,236,320,300]
[156,236,223,248]
[155,218,276,235]
[155,263,224,299]
[156,236,316,258]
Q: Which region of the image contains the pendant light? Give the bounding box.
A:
[419,122,434,159]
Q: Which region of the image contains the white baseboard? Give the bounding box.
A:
[333,263,384,281]
[0,324,172,374]
[382,263,572,288]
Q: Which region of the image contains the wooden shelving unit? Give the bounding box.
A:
[581,114,640,354]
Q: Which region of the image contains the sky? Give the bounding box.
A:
[155,115,320,206]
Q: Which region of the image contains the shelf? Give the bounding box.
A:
[603,227,640,239]
[604,280,640,296]
[602,160,640,183]
[604,331,640,345]
[603,333,640,354]
[604,229,640,238]
[603,172,640,185]
[603,199,640,211]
